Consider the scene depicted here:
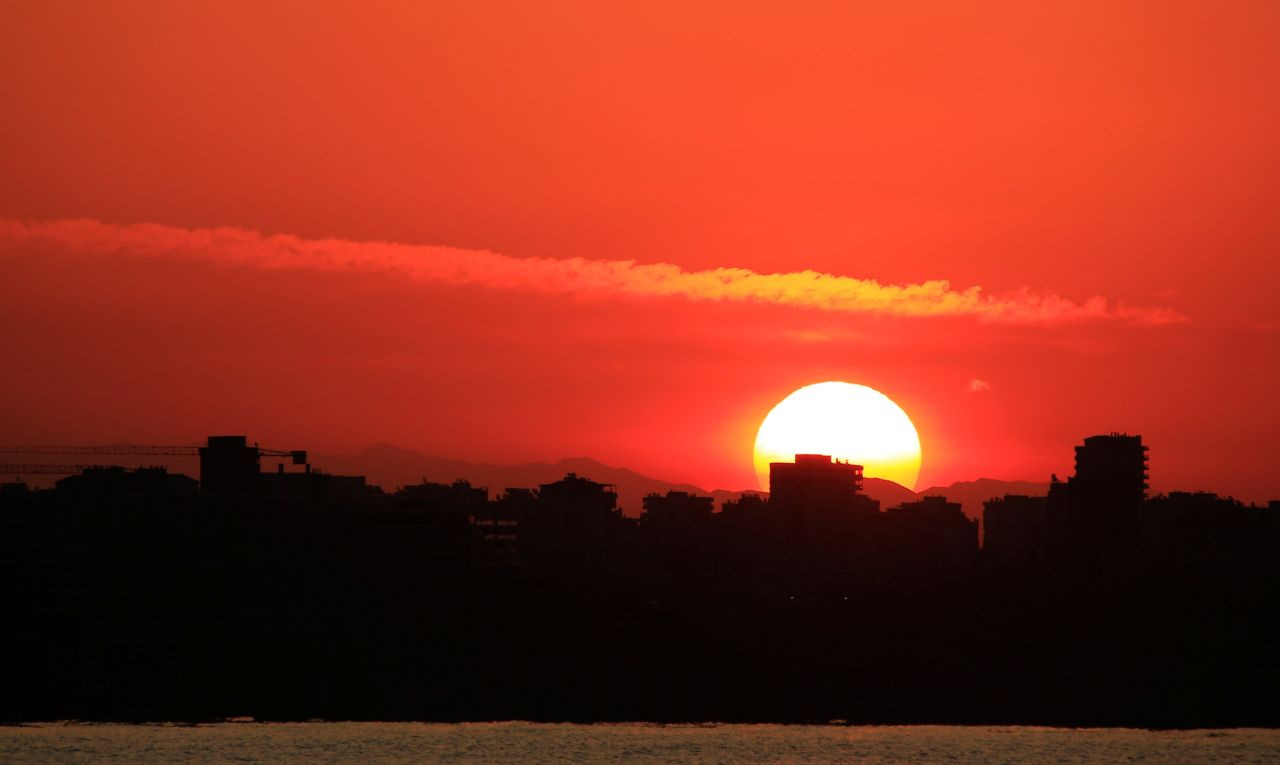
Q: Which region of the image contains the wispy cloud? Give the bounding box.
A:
[968,378,992,393]
[0,218,1186,326]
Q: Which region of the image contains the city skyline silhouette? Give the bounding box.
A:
[4,2,1279,754]
[3,429,1278,725]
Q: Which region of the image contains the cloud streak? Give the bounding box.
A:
[0,218,1185,326]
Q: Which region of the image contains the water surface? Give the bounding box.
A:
[1,722,1277,764]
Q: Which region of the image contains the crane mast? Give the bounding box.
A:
[0,437,308,483]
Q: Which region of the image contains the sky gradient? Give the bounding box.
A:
[2,1,1278,500]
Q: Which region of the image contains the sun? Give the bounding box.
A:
[753,381,922,491]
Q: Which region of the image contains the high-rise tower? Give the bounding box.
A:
[1070,433,1149,506]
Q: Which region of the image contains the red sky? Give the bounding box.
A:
[2,1,1278,500]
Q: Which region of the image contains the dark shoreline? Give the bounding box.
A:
[5,445,1277,730]
[6,572,1277,728]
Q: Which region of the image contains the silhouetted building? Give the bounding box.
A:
[521,473,636,587]
[474,487,532,569]
[884,496,978,575]
[1063,433,1149,561]
[55,466,199,498]
[198,435,260,496]
[641,491,713,532]
[983,494,1051,566]
[639,491,717,600]
[357,479,487,574]
[769,454,864,510]
[1142,491,1280,574]
[257,468,367,508]
[720,491,768,517]
[713,491,774,598]
[198,435,312,498]
[768,455,880,599]
[3,428,1280,726]
[1069,433,1149,506]
[533,472,623,533]
[1,481,30,498]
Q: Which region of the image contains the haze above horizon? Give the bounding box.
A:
[1,2,1277,503]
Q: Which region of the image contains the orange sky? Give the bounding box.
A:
[2,2,1278,500]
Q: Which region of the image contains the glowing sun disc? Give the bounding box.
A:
[753,381,922,491]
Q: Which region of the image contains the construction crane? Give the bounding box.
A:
[0,437,316,500]
[0,444,307,463]
[0,445,197,456]
[0,464,120,476]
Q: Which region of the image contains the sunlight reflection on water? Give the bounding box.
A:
[1,722,1278,764]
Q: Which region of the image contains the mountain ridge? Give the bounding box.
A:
[315,443,1048,521]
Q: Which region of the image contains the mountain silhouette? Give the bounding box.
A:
[315,443,733,516]
[921,478,1050,520]
[862,476,922,510]
[314,444,1046,519]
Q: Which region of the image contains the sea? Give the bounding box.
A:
[2,723,1278,764]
